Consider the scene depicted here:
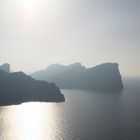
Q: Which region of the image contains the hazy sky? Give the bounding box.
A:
[0,0,140,76]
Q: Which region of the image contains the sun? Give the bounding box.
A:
[22,0,37,22]
[23,0,36,11]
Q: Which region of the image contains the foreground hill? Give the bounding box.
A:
[31,63,123,92]
[0,70,65,106]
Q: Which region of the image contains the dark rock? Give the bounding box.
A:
[0,70,65,106]
[0,63,10,73]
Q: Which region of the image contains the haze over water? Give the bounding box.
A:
[0,0,140,76]
[0,78,140,140]
[0,1,140,139]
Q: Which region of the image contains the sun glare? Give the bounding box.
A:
[22,0,37,22]
[23,0,36,11]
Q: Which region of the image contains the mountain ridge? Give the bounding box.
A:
[31,62,123,92]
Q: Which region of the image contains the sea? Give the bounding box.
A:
[0,77,140,140]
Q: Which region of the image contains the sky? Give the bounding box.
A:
[0,0,140,76]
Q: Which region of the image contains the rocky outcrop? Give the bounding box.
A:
[31,63,123,92]
[0,70,65,106]
[0,63,10,73]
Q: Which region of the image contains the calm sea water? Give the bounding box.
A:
[0,78,140,140]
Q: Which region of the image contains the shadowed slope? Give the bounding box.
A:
[0,70,65,106]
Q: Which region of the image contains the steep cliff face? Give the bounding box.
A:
[84,63,123,91]
[0,63,10,73]
[31,63,123,92]
[0,70,65,106]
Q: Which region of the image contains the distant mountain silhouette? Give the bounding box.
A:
[0,70,65,106]
[31,63,123,92]
[0,63,10,73]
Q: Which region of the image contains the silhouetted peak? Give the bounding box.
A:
[47,62,85,70]
[98,63,119,67]
[11,71,26,76]
[69,62,81,67]
[89,63,119,70]
[47,63,65,70]
[11,71,33,81]
[31,62,123,92]
[69,62,83,68]
[0,63,10,73]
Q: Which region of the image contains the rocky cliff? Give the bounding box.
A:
[0,63,10,73]
[0,70,65,106]
[31,63,123,92]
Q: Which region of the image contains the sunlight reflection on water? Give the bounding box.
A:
[1,86,140,140]
[0,102,62,140]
